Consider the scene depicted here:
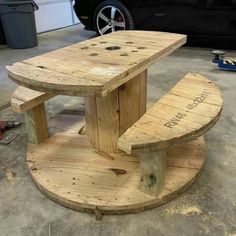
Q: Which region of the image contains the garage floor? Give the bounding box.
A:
[0,24,235,236]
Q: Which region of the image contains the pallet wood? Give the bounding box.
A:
[27,133,206,215]
[85,71,147,153]
[118,73,223,154]
[25,103,48,144]
[11,86,54,113]
[6,31,186,97]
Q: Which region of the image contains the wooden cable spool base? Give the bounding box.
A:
[27,133,205,215]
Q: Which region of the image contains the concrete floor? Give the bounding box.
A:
[0,24,236,236]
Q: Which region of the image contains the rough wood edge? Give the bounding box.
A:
[11,86,55,113]
[126,108,222,154]
[7,74,104,97]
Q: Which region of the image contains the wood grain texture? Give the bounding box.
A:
[119,70,147,135]
[11,86,55,113]
[25,103,48,144]
[139,150,167,196]
[6,31,186,96]
[85,71,147,153]
[118,73,223,154]
[139,70,147,116]
[96,89,119,153]
[27,134,205,215]
[84,96,99,149]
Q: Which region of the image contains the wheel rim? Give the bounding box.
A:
[96,5,126,35]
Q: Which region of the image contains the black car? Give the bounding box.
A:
[74,0,236,48]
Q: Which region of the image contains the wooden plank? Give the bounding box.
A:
[23,50,131,82]
[139,150,167,196]
[6,31,186,96]
[100,38,186,97]
[119,70,147,135]
[169,73,223,106]
[25,103,48,144]
[84,96,99,149]
[118,73,223,154]
[85,70,147,153]
[11,86,55,113]
[96,89,119,153]
[139,70,147,116]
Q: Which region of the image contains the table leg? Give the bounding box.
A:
[85,70,147,153]
[139,150,167,196]
[25,103,48,144]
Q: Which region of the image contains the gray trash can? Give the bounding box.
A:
[0,0,38,49]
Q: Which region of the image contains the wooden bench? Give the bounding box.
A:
[118,73,223,196]
[11,86,55,144]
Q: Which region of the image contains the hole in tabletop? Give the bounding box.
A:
[81,46,89,49]
[137,47,146,49]
[100,41,107,44]
[89,53,98,56]
[105,46,121,51]
[125,41,134,44]
[120,53,128,56]
[131,50,139,52]
[91,44,97,46]
[37,66,47,69]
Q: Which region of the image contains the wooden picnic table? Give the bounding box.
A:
[7,30,186,154]
[7,31,215,215]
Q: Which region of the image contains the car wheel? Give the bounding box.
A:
[94,0,135,35]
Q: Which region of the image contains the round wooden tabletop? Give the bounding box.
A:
[6,31,186,97]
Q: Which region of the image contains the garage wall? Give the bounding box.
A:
[35,0,79,33]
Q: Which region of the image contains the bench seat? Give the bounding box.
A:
[117,73,223,196]
[11,86,54,113]
[118,73,223,154]
[11,86,55,143]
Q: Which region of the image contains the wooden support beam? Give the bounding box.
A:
[119,70,147,135]
[84,96,99,149]
[139,150,167,196]
[25,103,48,144]
[96,89,119,153]
[85,70,147,153]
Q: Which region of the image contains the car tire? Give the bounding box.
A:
[93,0,135,35]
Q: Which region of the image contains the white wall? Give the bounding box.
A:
[35,0,79,33]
